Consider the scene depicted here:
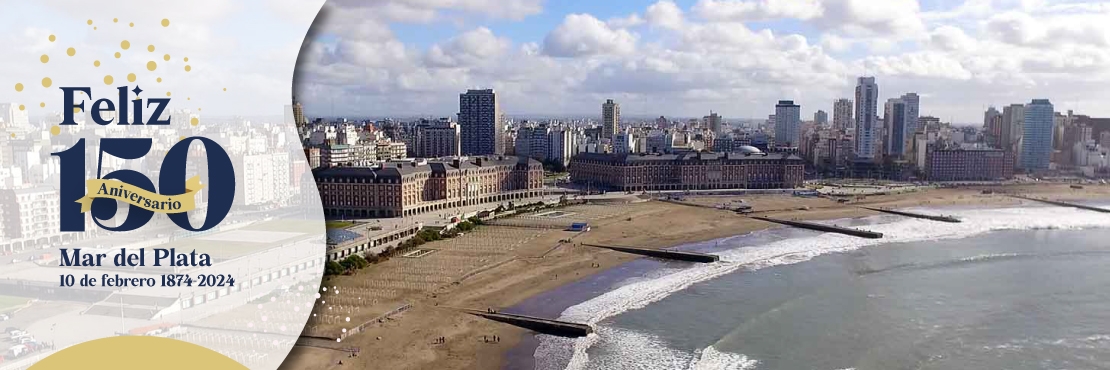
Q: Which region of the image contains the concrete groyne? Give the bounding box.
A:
[461,309,592,338]
[1008,195,1110,213]
[751,216,884,239]
[860,207,962,223]
[582,243,720,263]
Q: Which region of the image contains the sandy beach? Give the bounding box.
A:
[278,183,1110,370]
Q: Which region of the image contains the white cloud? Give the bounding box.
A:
[646,1,685,30]
[294,0,1110,121]
[692,0,823,22]
[425,28,511,68]
[543,14,638,57]
[326,0,544,21]
[607,14,645,28]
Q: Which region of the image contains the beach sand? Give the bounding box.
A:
[278,183,1110,370]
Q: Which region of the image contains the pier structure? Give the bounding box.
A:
[581,244,720,263]
[750,216,884,239]
[1008,195,1110,213]
[460,309,592,338]
[859,207,962,223]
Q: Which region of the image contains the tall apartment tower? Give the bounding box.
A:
[1021,99,1054,171]
[833,98,853,132]
[458,89,504,155]
[855,77,879,159]
[706,111,723,135]
[814,110,828,126]
[291,95,307,129]
[900,93,920,137]
[1001,103,1025,165]
[884,98,908,157]
[774,100,801,147]
[602,99,620,140]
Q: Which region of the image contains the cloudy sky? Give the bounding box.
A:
[294,0,1110,123]
[1,0,320,119]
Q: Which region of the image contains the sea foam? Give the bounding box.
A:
[535,205,1110,370]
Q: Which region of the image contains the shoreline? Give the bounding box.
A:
[279,184,1110,370]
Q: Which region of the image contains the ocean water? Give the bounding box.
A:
[511,204,1110,370]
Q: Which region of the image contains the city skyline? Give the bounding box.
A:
[294,0,1110,122]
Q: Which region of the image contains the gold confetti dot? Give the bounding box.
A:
[39,102,45,108]
[156,77,162,83]
[93,27,97,30]
[18,105,25,111]
[87,19,93,25]
[127,73,136,82]
[147,45,155,52]
[103,75,114,85]
[222,88,227,91]
[73,107,81,113]
[190,117,199,126]
[146,61,157,71]
[40,54,49,63]
[41,78,51,88]
[14,83,23,92]
[113,18,118,23]
[66,47,75,56]
[129,22,134,27]
[161,19,170,27]
[166,92,171,96]
[120,40,130,50]
[184,65,191,72]
[48,35,55,42]
[183,57,189,62]
[114,52,121,59]
[163,54,170,61]
[187,97,190,100]
[197,108,202,111]
[50,126,60,136]
[93,60,100,67]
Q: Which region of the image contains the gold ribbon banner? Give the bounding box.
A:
[75,176,205,213]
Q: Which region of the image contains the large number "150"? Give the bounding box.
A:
[52,137,235,232]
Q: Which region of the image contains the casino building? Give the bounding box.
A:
[570,147,806,191]
[313,155,544,218]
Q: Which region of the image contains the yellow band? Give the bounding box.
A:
[75,176,205,213]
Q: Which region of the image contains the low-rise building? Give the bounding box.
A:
[314,156,544,218]
[569,147,805,191]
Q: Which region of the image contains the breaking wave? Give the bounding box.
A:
[535,205,1110,370]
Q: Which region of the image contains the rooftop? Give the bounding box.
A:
[573,151,803,163]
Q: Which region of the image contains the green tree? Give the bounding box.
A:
[324,261,345,276]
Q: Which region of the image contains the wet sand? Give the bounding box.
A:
[279,183,1110,370]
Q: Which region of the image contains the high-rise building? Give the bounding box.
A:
[884,98,908,157]
[547,128,574,167]
[854,77,879,159]
[1021,99,1054,171]
[900,92,920,138]
[814,110,828,127]
[602,99,620,140]
[706,112,723,135]
[459,89,503,155]
[833,99,853,132]
[413,119,461,158]
[1001,104,1024,153]
[774,100,801,147]
[0,103,30,132]
[984,107,1002,148]
[292,96,307,129]
[515,124,549,161]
